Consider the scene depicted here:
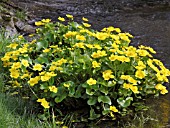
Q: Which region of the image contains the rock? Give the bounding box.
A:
[22,25,35,33]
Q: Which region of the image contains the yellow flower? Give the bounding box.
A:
[43,48,50,53]
[155,84,165,90]
[54,58,67,66]
[49,86,58,93]
[82,23,91,27]
[28,76,40,86]
[125,32,133,38]
[97,50,107,57]
[155,84,168,95]
[135,61,146,70]
[148,47,156,54]
[12,62,21,69]
[130,86,139,93]
[120,75,130,80]
[110,35,120,41]
[123,83,133,89]
[107,26,114,32]
[147,59,159,72]
[125,50,137,58]
[91,52,100,58]
[3,61,11,67]
[58,17,65,22]
[18,47,27,53]
[29,34,34,37]
[41,73,51,82]
[1,55,10,61]
[64,83,70,88]
[109,54,117,61]
[82,17,88,22]
[128,77,137,85]
[92,61,101,68]
[7,43,18,49]
[135,70,146,79]
[12,80,21,87]
[66,14,73,19]
[160,89,168,95]
[21,73,29,79]
[114,28,121,33]
[64,31,77,38]
[30,39,37,44]
[10,71,20,79]
[102,70,114,80]
[41,19,51,23]
[35,21,44,26]
[49,65,57,71]
[87,78,97,85]
[86,44,94,49]
[39,71,46,76]
[93,44,102,49]
[21,59,29,67]
[73,43,85,49]
[116,56,130,62]
[18,35,24,39]
[95,32,108,40]
[137,49,150,57]
[33,64,43,71]
[37,98,50,108]
[110,106,118,112]
[76,35,86,41]
[119,33,130,42]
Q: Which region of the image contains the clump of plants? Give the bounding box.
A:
[1,14,170,123]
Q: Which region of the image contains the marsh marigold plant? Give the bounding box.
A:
[1,14,170,121]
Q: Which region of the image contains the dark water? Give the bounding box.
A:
[8,0,170,127]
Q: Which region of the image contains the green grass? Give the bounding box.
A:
[0,93,60,128]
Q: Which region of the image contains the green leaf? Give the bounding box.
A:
[75,85,83,98]
[117,97,133,108]
[54,87,67,103]
[118,88,132,97]
[110,92,117,99]
[68,81,75,96]
[102,110,110,115]
[49,77,54,85]
[36,40,48,50]
[98,96,111,105]
[89,108,101,120]
[107,81,116,87]
[40,83,48,90]
[100,85,108,95]
[117,63,130,72]
[35,55,49,64]
[55,94,67,103]
[86,88,95,96]
[87,97,97,105]
[82,83,88,88]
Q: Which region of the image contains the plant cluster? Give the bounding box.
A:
[1,15,170,121]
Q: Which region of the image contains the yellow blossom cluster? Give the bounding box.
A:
[37,98,50,108]
[1,14,170,119]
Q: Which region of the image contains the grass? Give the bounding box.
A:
[0,71,57,128]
